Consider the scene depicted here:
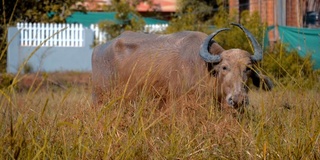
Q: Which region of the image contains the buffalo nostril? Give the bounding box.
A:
[227,97,234,106]
[244,97,250,106]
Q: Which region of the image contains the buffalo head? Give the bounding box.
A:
[199,23,273,109]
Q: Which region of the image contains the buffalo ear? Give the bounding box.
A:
[251,71,273,91]
[207,63,218,77]
[208,42,225,55]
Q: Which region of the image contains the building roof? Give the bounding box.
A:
[76,0,111,11]
[79,0,176,12]
[136,0,176,12]
[66,12,168,27]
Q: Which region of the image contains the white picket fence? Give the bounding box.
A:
[17,22,169,46]
[17,23,84,47]
[144,24,168,33]
[89,23,168,44]
[90,24,108,44]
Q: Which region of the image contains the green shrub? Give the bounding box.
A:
[262,42,319,88]
[212,10,267,53]
[0,73,13,89]
[210,9,319,89]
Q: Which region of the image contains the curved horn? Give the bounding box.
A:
[230,23,263,62]
[199,28,230,63]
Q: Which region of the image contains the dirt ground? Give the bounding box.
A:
[0,72,92,90]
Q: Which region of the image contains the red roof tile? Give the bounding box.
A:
[136,0,176,12]
[80,0,176,12]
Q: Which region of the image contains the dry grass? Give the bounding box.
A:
[0,72,320,159]
[2,0,319,158]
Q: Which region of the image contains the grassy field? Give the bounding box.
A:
[0,72,319,159]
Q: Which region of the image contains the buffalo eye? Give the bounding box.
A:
[222,66,228,71]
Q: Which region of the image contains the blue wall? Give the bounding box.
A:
[7,27,94,73]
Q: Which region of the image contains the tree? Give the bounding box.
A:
[0,0,85,24]
[166,0,266,56]
[166,0,221,33]
[0,0,85,73]
[215,10,265,51]
[98,0,147,39]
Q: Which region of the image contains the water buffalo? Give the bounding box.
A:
[91,23,273,110]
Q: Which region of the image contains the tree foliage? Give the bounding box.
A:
[166,7,210,33]
[213,10,266,52]
[98,0,147,39]
[0,0,84,24]
[167,0,266,52]
[166,0,220,33]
